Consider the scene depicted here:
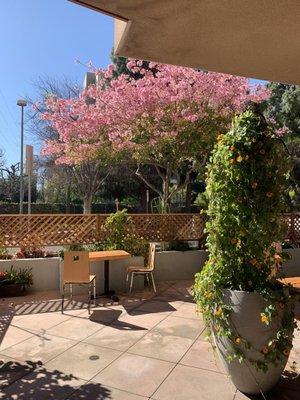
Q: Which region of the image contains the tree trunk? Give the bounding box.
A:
[185,181,192,213]
[83,196,92,214]
[161,168,171,213]
[65,181,71,213]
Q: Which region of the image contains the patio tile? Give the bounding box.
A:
[12,311,71,333]
[153,315,205,340]
[1,333,75,363]
[180,338,225,373]
[0,354,38,389]
[0,324,35,351]
[133,300,177,314]
[0,368,85,400]
[118,311,169,329]
[46,342,121,381]
[46,343,122,380]
[171,302,201,320]
[129,331,193,363]
[79,306,126,323]
[84,322,148,351]
[152,364,235,400]
[46,314,105,341]
[93,353,174,397]
[68,383,148,399]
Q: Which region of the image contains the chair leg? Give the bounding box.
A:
[129,272,134,293]
[150,272,157,293]
[70,284,73,300]
[88,283,91,315]
[93,279,96,306]
[146,274,150,287]
[61,284,65,314]
[126,271,129,282]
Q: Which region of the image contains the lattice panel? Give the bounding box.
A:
[129,214,205,241]
[0,213,205,247]
[0,215,100,247]
[283,213,300,246]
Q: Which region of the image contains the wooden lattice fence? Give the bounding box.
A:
[0,213,299,248]
[0,214,205,247]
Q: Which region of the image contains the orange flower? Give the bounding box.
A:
[214,307,222,317]
[283,349,290,356]
[236,155,243,162]
[251,182,258,189]
[274,254,282,263]
[260,314,269,324]
[261,346,269,354]
[266,192,274,198]
[231,238,238,245]
[250,259,258,266]
[234,337,241,345]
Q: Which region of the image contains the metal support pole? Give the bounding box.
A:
[28,172,31,214]
[19,105,24,214]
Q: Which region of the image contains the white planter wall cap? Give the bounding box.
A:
[70,0,300,85]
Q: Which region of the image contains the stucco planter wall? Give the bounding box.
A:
[154,250,208,282]
[0,257,61,293]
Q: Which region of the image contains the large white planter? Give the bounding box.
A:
[282,248,300,277]
[0,257,61,293]
[213,289,293,395]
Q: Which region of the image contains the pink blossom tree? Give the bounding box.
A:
[41,62,269,212]
[103,61,269,211]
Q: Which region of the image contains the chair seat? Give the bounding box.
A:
[64,274,96,284]
[127,266,153,273]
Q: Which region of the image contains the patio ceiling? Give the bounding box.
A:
[71,0,300,85]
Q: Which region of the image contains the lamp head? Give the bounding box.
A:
[17,99,27,107]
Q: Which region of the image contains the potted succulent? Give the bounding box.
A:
[0,266,33,297]
[194,110,296,395]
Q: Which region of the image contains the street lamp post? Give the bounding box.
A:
[17,99,27,214]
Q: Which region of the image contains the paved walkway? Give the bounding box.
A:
[0,281,299,399]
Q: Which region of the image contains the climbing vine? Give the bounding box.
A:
[194,109,296,372]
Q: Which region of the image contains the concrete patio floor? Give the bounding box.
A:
[0,280,299,400]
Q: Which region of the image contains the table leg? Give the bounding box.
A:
[102,260,119,302]
[104,260,110,294]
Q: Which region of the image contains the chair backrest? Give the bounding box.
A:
[147,243,156,270]
[63,251,90,283]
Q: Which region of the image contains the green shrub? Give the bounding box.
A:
[0,266,33,288]
[102,209,148,258]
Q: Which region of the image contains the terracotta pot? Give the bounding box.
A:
[213,289,294,395]
[0,283,26,297]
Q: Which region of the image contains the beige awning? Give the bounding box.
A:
[71,0,300,85]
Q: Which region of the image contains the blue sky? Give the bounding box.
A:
[0,0,266,166]
[0,0,113,165]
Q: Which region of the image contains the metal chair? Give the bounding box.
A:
[61,251,96,314]
[126,243,157,293]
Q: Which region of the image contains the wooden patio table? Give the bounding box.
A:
[89,250,131,301]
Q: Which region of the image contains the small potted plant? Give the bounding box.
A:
[194,110,296,394]
[0,266,33,297]
[0,247,13,260]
